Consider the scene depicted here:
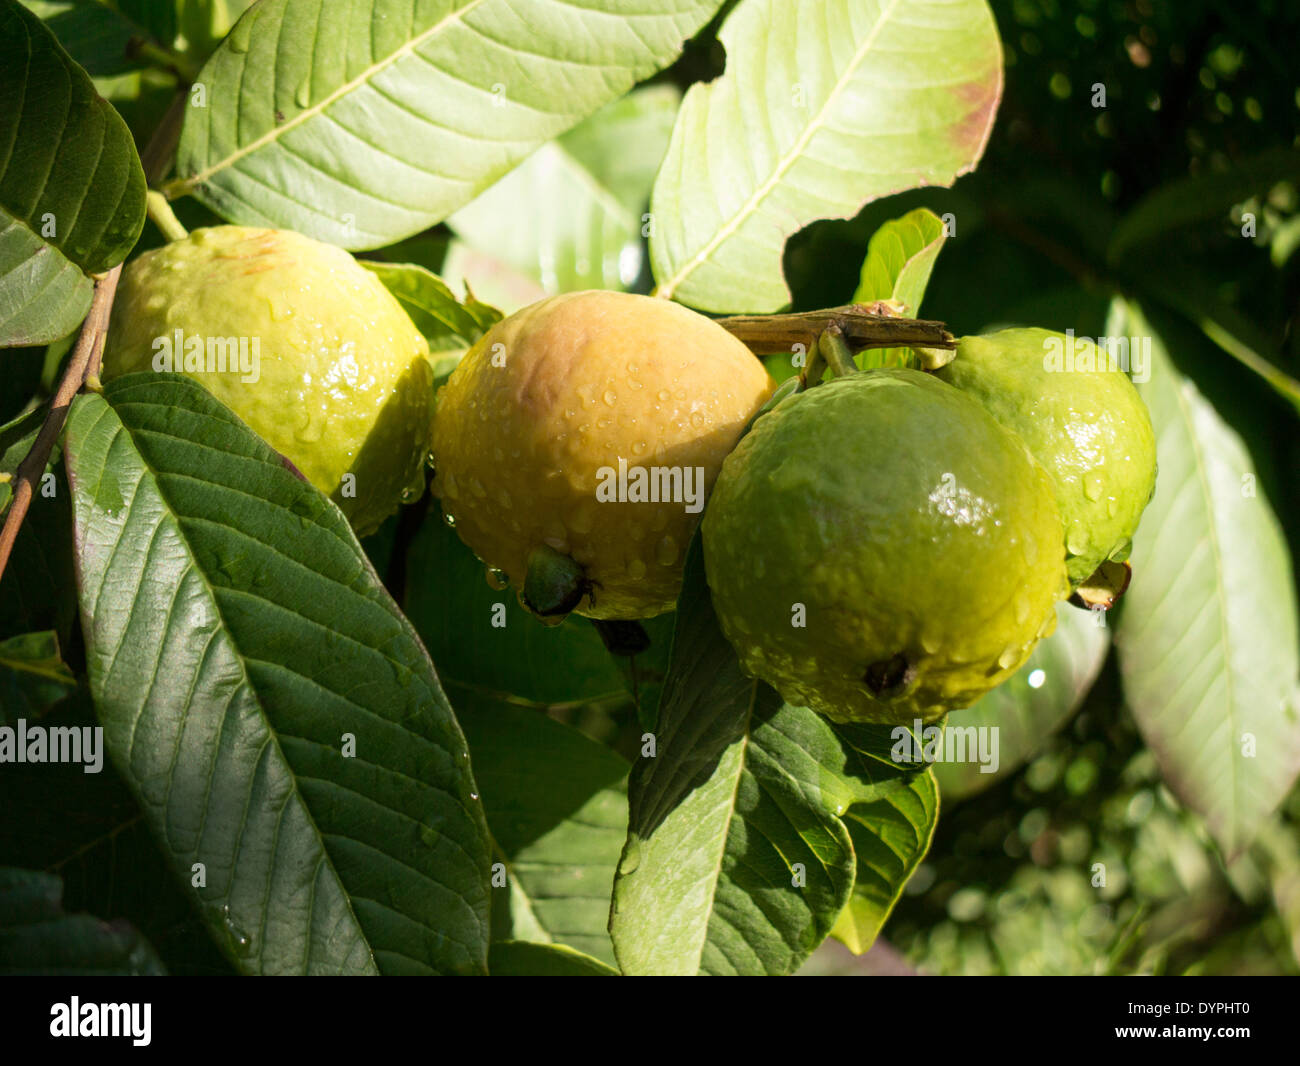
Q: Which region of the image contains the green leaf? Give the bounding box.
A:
[649,0,1002,312]
[831,769,937,954]
[1108,147,1300,263]
[0,866,165,974]
[852,206,949,367]
[0,0,147,345]
[0,629,77,719]
[1129,267,1300,416]
[852,207,948,313]
[404,517,628,706]
[172,0,725,249]
[610,536,933,975]
[361,260,500,350]
[932,602,1111,802]
[454,690,628,966]
[488,939,618,976]
[449,84,680,294]
[63,373,492,974]
[1111,300,1300,859]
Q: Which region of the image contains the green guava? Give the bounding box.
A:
[701,367,1068,725]
[431,290,773,620]
[937,328,1157,586]
[102,226,432,536]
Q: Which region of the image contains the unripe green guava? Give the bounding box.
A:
[702,368,1068,725]
[102,226,433,536]
[431,290,774,619]
[937,328,1157,586]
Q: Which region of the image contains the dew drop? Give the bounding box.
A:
[997,645,1022,670]
[603,389,618,406]
[295,79,311,108]
[485,567,509,590]
[1066,526,1089,556]
[443,512,457,528]
[228,17,253,53]
[618,841,641,876]
[1083,472,1104,501]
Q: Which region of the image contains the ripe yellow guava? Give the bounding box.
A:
[102,226,433,536]
[702,368,1068,725]
[937,328,1157,586]
[431,290,774,619]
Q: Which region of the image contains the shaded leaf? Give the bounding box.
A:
[63,374,492,974]
[488,939,618,976]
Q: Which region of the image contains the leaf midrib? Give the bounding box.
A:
[654,0,904,299]
[178,0,493,191]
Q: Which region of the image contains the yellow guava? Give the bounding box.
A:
[102,226,432,536]
[430,290,774,620]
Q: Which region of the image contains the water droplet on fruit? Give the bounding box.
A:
[997,645,1021,670]
[443,512,457,528]
[603,389,617,406]
[485,567,509,590]
[1106,497,1118,517]
[627,558,646,580]
[1083,472,1104,501]
[425,452,437,472]
[1066,527,1089,556]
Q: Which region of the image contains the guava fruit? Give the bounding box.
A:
[102,226,432,536]
[701,367,1068,725]
[431,290,773,620]
[937,328,1157,586]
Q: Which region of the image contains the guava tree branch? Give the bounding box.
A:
[0,265,122,583]
[716,304,955,355]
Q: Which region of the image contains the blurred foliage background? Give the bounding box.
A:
[790,0,1300,976]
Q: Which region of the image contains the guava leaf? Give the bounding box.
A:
[649,0,1002,313]
[172,0,725,250]
[62,374,492,975]
[0,866,165,975]
[489,939,619,976]
[449,84,680,294]
[933,602,1111,802]
[830,772,937,954]
[609,536,936,975]
[0,629,77,719]
[1110,300,1300,860]
[0,0,146,346]
[452,689,628,967]
[439,240,548,317]
[361,260,501,350]
[1107,147,1300,264]
[851,206,949,368]
[853,207,948,314]
[404,518,628,706]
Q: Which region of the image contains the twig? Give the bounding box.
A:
[718,304,955,355]
[0,265,122,583]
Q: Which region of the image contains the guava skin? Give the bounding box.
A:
[937,328,1157,586]
[431,290,774,620]
[102,226,433,537]
[701,368,1068,725]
